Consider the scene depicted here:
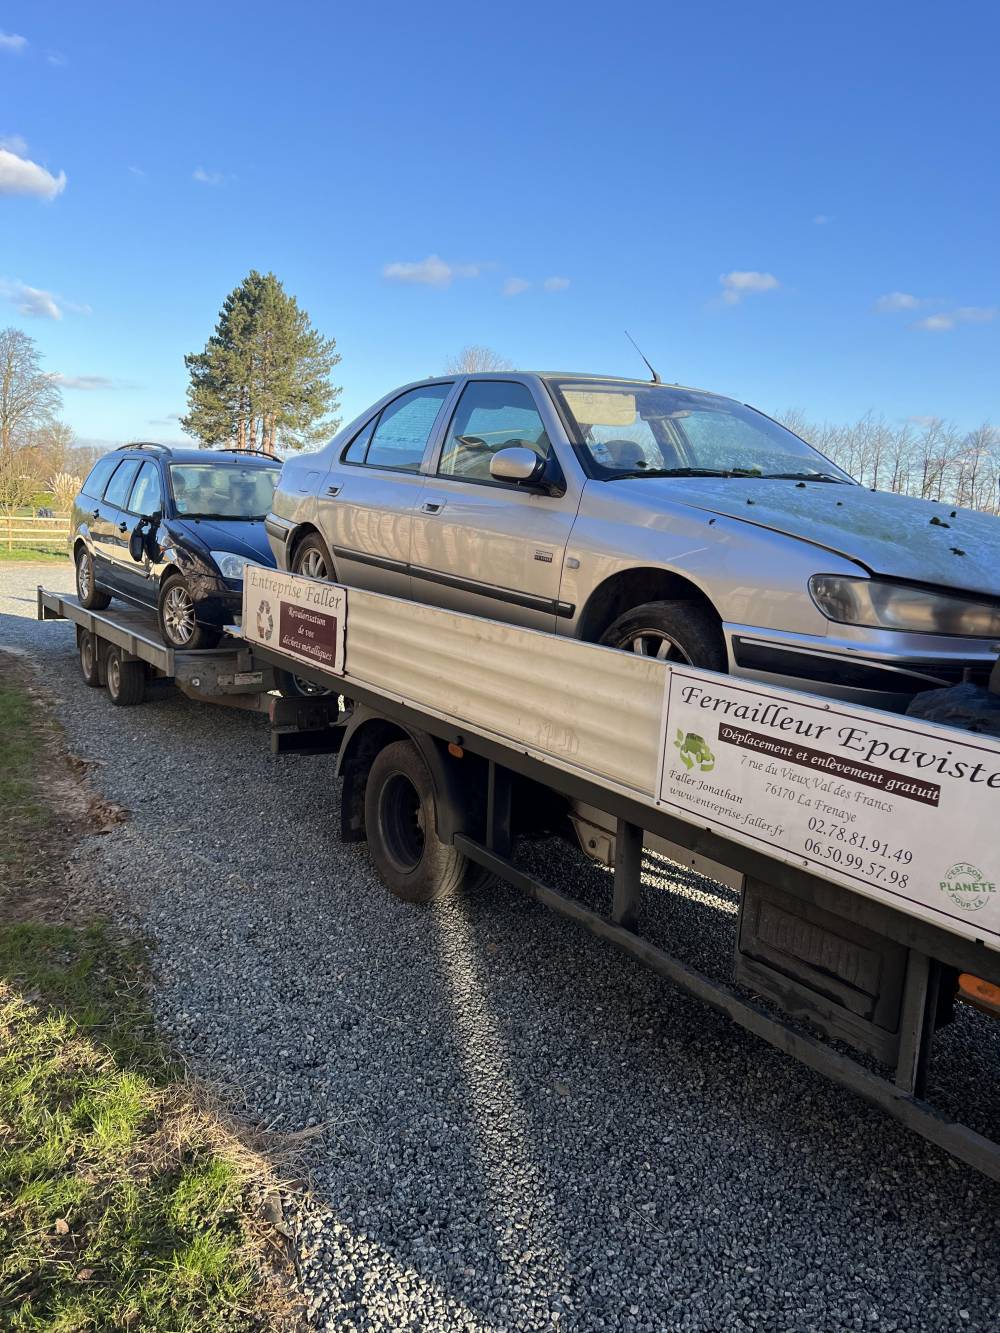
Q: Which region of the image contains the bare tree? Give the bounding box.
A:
[777,407,999,513]
[0,451,38,513]
[0,327,62,459]
[444,345,513,374]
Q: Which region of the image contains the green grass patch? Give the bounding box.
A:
[0,659,293,1330]
[0,546,69,563]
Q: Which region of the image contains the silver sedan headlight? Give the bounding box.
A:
[211,551,251,581]
[809,575,1000,637]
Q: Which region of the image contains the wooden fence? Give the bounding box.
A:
[2,512,71,553]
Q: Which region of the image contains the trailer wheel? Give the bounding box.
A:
[105,647,145,706]
[364,739,471,903]
[78,629,103,687]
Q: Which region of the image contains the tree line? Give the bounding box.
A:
[778,409,1000,513]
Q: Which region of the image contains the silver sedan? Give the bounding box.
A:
[266,372,1000,710]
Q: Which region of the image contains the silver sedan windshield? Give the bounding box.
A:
[549,380,852,482]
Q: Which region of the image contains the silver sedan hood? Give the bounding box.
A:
[611,476,1000,598]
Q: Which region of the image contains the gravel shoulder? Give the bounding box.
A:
[2,562,999,1333]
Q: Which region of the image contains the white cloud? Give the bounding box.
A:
[719,270,779,305]
[0,279,62,319]
[47,51,68,67]
[382,254,482,288]
[49,374,117,390]
[874,291,924,313]
[812,214,830,225]
[193,167,228,186]
[914,306,996,332]
[0,145,66,199]
[0,31,27,53]
[0,134,28,155]
[503,277,530,297]
[543,275,570,292]
[128,165,146,178]
[0,278,88,320]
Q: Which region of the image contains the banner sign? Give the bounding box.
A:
[242,565,346,676]
[657,668,1000,945]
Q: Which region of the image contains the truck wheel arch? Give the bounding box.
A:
[336,709,487,847]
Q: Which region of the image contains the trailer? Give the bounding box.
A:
[36,575,1000,1182]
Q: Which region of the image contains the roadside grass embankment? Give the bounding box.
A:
[0,656,298,1331]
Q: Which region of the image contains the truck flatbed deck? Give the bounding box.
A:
[37,578,1000,1181]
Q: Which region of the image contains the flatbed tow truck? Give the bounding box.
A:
[37,570,1000,1182]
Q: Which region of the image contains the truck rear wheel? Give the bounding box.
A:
[105,647,146,706]
[364,739,472,903]
[78,629,103,687]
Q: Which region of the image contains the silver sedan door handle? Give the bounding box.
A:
[420,499,446,514]
[326,483,343,497]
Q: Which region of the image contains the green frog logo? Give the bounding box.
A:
[674,730,715,772]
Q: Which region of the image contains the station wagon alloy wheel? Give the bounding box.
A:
[77,551,91,599]
[162,583,196,644]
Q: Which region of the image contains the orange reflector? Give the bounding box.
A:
[958,973,1000,1020]
[447,743,464,759]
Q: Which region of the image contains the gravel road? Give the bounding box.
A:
[2,562,999,1333]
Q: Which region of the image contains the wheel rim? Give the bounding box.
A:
[621,629,692,664]
[292,674,331,697]
[108,655,120,693]
[163,584,196,645]
[378,772,425,873]
[77,551,92,599]
[81,634,94,675]
[297,548,328,579]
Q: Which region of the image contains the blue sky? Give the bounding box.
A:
[1,0,998,449]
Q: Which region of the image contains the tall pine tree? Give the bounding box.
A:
[182,271,341,453]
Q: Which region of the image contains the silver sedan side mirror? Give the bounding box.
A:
[489,446,544,484]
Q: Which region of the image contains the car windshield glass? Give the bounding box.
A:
[169,463,280,517]
[549,380,852,482]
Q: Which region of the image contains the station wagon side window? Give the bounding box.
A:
[80,454,120,500]
[102,458,142,509]
[127,460,163,517]
[439,381,550,483]
[356,384,453,472]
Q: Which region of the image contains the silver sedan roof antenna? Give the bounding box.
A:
[624,330,661,384]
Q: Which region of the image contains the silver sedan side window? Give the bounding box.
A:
[439,381,550,482]
[361,384,452,472]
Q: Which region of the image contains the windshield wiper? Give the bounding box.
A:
[611,467,742,479]
[185,512,265,520]
[759,472,850,483]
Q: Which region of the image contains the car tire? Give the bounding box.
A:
[75,545,111,610]
[78,629,103,687]
[291,532,335,581]
[364,739,476,904]
[599,600,726,670]
[105,647,145,706]
[158,573,221,651]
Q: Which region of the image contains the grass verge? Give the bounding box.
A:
[0,657,298,1331]
[0,547,69,563]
